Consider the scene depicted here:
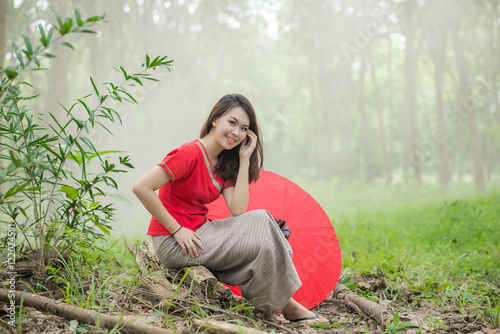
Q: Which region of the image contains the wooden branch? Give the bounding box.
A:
[323,298,362,315]
[0,290,172,334]
[182,266,218,298]
[128,240,247,309]
[331,283,389,324]
[128,241,187,302]
[191,318,268,334]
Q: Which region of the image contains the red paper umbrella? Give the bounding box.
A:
[206,170,342,309]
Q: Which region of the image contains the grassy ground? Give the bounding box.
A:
[298,178,500,330]
[6,180,500,333]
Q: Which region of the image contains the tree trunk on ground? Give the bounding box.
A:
[329,283,389,325]
[191,318,267,334]
[0,290,173,334]
[128,240,245,306]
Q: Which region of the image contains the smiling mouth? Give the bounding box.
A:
[226,136,237,144]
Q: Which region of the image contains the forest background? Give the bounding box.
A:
[0,0,499,332]
[1,0,499,236]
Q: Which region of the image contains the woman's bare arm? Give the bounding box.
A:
[222,130,258,216]
[132,166,204,258]
[222,158,250,216]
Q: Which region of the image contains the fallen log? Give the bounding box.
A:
[128,241,187,302]
[191,318,267,334]
[0,290,172,334]
[128,240,246,306]
[328,283,389,325]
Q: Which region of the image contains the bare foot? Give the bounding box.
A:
[268,312,288,323]
[281,298,328,325]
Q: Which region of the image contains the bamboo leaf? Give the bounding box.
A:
[4,179,33,199]
[47,26,54,44]
[80,137,102,163]
[120,66,129,80]
[33,55,40,68]
[78,99,94,126]
[11,43,24,66]
[58,185,79,200]
[54,11,63,31]
[67,152,83,165]
[61,17,73,35]
[95,121,114,135]
[22,34,33,55]
[75,8,84,26]
[95,223,110,235]
[4,67,19,79]
[62,42,75,51]
[90,76,99,96]
[38,24,48,47]
[88,150,124,160]
[77,29,98,34]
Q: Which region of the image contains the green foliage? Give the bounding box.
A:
[0,9,173,272]
[383,312,413,334]
[328,181,500,327]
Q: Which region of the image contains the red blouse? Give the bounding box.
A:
[147,140,236,236]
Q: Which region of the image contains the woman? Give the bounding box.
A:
[133,94,328,324]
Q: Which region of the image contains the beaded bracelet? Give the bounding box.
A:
[171,225,184,236]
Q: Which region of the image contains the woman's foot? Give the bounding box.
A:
[281,298,328,325]
[268,312,288,323]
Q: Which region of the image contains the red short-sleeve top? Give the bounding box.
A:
[147,139,236,235]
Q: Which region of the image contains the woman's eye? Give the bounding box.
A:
[242,128,248,132]
[229,121,235,125]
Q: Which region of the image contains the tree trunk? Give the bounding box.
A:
[336,56,355,178]
[358,51,373,181]
[401,1,421,184]
[486,0,500,179]
[424,12,452,188]
[0,0,6,68]
[433,46,451,187]
[0,290,173,334]
[387,35,396,182]
[369,50,389,180]
[450,25,485,189]
[330,284,389,325]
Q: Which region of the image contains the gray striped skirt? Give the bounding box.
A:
[151,209,302,315]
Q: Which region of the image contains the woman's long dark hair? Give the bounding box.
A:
[200,94,263,183]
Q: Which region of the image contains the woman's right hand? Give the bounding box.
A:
[173,227,204,258]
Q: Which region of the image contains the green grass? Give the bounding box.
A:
[335,189,500,284]
[296,177,500,326]
[14,179,498,330]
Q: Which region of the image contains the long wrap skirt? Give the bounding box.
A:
[151,209,302,315]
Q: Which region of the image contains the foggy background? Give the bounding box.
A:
[2,0,499,236]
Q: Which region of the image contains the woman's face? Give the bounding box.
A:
[212,106,251,150]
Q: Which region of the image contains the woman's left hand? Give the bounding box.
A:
[239,130,257,160]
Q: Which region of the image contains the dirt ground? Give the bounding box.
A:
[2,273,499,334]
